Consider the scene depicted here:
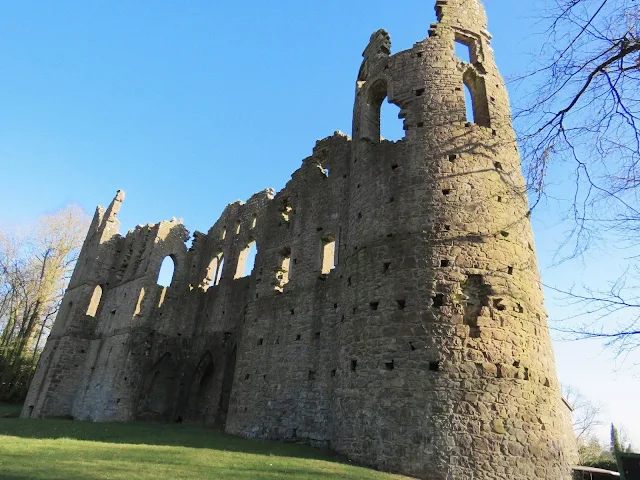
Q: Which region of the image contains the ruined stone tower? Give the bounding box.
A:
[23,1,575,478]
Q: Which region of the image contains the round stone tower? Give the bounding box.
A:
[332,0,574,478]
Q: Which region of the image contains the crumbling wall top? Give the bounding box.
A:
[434,0,490,39]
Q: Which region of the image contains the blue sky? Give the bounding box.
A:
[1,0,637,447]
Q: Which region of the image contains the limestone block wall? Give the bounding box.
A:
[23,1,576,479]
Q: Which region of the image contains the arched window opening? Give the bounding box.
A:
[320,234,337,274]
[157,256,175,287]
[463,83,475,124]
[251,214,257,229]
[216,256,225,285]
[361,80,386,143]
[361,79,405,143]
[274,247,291,293]
[380,99,404,142]
[235,221,241,235]
[205,254,221,288]
[462,70,491,127]
[235,241,257,279]
[86,285,103,317]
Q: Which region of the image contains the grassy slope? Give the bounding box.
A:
[0,416,412,480]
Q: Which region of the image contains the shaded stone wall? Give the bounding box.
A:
[23,1,575,478]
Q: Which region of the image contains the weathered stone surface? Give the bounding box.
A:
[22,1,576,478]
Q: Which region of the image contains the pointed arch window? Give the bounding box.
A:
[157,256,175,287]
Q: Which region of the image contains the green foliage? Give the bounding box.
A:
[0,347,39,402]
[579,437,618,472]
[0,205,89,404]
[611,424,623,455]
[0,418,410,480]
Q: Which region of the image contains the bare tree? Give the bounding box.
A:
[515,0,640,353]
[0,205,89,402]
[562,384,604,442]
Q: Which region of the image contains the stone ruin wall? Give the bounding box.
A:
[23,1,577,478]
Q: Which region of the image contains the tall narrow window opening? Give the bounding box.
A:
[320,234,337,274]
[86,285,103,317]
[463,83,475,123]
[157,256,175,287]
[205,253,224,288]
[462,70,491,127]
[235,241,257,279]
[216,256,225,285]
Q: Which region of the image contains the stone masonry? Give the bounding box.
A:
[23,1,576,478]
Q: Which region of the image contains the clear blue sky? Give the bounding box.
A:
[1,0,637,447]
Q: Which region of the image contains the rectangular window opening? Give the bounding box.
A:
[454,40,472,63]
[320,234,337,274]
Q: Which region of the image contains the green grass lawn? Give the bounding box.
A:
[0,414,412,480]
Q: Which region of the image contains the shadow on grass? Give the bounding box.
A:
[0,416,347,463]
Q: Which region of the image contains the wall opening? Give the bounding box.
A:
[462,69,491,127]
[206,253,224,288]
[216,256,225,284]
[380,99,404,142]
[86,285,103,317]
[463,84,475,124]
[274,247,291,292]
[280,199,293,224]
[361,79,405,143]
[235,241,257,279]
[320,234,336,274]
[455,40,472,63]
[157,256,175,287]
